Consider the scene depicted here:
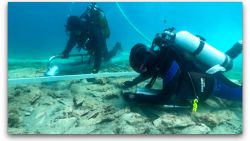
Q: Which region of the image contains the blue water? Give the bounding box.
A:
[8,2,242,68]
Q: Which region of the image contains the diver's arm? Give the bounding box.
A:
[145,74,157,88]
[62,34,77,58]
[133,73,152,85]
[122,73,151,88]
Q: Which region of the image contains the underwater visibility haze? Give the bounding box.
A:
[8,2,242,134]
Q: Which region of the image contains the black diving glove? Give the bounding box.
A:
[122,92,136,102]
[122,81,134,89]
[61,52,69,59]
[92,68,99,74]
[145,83,153,89]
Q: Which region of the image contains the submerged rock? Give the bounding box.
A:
[14,88,22,97]
[91,78,110,85]
[39,95,56,105]
[19,87,41,105]
[72,109,89,117]
[120,112,147,125]
[54,117,77,134]
[204,98,222,109]
[103,89,120,100]
[73,94,86,107]
[65,126,96,134]
[192,109,241,134]
[63,106,74,118]
[114,112,150,134]
[115,121,150,134]
[118,125,140,134]
[194,114,220,128]
[8,128,27,134]
[153,114,195,129]
[178,123,211,134]
[210,122,242,134]
[87,111,99,119]
[8,112,20,128]
[19,106,34,113]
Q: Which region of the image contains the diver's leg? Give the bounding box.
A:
[102,41,110,61]
[93,44,102,73]
[226,40,242,59]
[212,73,242,101]
[92,30,107,73]
[106,42,122,60]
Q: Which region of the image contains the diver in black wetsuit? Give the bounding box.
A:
[62,3,122,73]
[122,28,242,106]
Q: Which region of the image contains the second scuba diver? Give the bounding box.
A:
[61,3,122,73]
[122,27,242,109]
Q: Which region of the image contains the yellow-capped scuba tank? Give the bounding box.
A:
[173,31,233,74]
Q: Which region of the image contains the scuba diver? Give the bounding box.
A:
[62,3,122,73]
[122,27,242,108]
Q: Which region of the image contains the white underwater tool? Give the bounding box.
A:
[44,53,89,76]
[45,65,59,76]
[172,31,233,74]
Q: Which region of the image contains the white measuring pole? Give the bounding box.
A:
[8,72,138,86]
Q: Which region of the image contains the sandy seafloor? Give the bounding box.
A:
[7,56,242,134]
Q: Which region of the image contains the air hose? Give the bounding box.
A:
[67,2,74,17]
[115,2,152,44]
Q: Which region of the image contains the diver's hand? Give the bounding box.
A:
[91,68,98,74]
[122,92,136,102]
[122,81,134,89]
[61,52,69,59]
[76,46,82,52]
[145,83,153,89]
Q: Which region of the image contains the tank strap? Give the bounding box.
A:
[220,55,233,71]
[163,60,179,85]
[193,40,205,56]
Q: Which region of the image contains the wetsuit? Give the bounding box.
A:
[62,9,120,73]
[123,43,242,104]
[123,45,183,104]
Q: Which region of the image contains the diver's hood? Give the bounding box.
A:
[129,43,147,73]
[130,43,157,73]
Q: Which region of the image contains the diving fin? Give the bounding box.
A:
[226,40,242,59]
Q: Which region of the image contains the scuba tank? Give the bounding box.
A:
[161,29,235,74]
[98,11,110,38]
[82,3,110,38]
